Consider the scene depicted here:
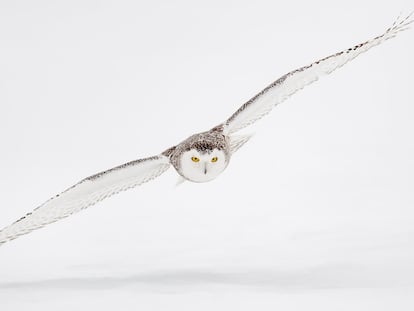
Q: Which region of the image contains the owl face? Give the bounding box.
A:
[179,148,228,183]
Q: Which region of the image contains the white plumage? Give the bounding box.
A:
[0,156,171,245]
[0,14,412,246]
[223,13,413,135]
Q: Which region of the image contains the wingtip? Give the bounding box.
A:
[388,11,414,32]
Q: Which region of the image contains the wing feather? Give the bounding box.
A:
[0,155,171,245]
[223,14,413,135]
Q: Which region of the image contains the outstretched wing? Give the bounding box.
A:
[223,14,413,135]
[0,155,171,245]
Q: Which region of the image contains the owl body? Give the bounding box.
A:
[165,127,231,183]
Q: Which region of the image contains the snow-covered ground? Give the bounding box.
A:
[1,1,413,310]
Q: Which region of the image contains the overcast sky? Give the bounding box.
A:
[0,1,413,310]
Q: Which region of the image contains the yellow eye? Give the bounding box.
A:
[191,157,200,162]
[211,157,218,163]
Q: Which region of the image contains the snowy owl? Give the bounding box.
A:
[0,14,412,245]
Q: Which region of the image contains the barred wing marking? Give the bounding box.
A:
[223,14,413,135]
[0,155,171,245]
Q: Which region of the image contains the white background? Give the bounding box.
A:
[0,1,413,310]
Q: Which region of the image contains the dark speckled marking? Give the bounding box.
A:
[85,156,161,181]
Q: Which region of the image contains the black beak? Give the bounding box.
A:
[204,164,207,174]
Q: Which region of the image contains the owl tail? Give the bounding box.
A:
[175,176,187,187]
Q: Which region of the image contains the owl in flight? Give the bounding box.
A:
[0,14,412,245]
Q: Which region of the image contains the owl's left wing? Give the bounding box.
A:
[0,155,171,245]
[223,14,413,135]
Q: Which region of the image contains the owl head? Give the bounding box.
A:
[179,148,228,183]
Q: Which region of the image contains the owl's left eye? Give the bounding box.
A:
[191,157,200,162]
[211,157,218,163]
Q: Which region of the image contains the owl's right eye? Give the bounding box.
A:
[191,157,200,162]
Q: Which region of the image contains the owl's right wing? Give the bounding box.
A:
[0,155,171,245]
[222,13,413,135]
